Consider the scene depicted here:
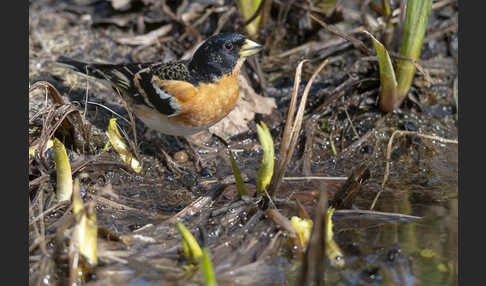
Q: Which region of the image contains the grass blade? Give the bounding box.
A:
[363,30,398,112]
[53,137,73,202]
[201,248,218,286]
[396,0,433,103]
[256,122,274,194]
[176,222,203,263]
[228,151,248,198]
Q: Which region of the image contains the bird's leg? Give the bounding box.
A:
[159,147,185,175]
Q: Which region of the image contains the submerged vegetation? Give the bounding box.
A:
[29,0,458,285]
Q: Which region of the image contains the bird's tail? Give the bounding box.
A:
[55,57,142,93]
[56,56,114,80]
[56,56,90,72]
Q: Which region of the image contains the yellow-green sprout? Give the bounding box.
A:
[326,207,345,268]
[177,222,203,264]
[201,248,218,286]
[396,0,432,104]
[290,216,313,248]
[229,151,249,198]
[106,118,141,173]
[53,138,73,202]
[256,122,274,194]
[364,31,398,113]
[72,178,98,274]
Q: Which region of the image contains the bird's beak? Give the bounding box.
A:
[240,39,263,57]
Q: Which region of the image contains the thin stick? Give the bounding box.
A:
[342,98,360,139]
[283,176,348,181]
[86,101,130,124]
[311,14,371,55]
[89,194,157,217]
[29,202,70,226]
[334,209,422,220]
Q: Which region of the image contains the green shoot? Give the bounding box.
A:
[106,118,141,173]
[364,31,398,112]
[201,248,218,286]
[72,178,98,281]
[364,0,432,112]
[176,222,203,264]
[256,122,274,194]
[396,0,433,103]
[53,137,73,202]
[325,207,344,268]
[228,151,249,198]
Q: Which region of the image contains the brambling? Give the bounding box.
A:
[57,33,263,137]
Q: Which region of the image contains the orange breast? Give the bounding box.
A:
[173,73,240,127]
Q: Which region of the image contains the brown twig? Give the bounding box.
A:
[296,190,328,286]
[334,209,422,220]
[311,14,372,55]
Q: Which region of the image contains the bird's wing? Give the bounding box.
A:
[132,62,198,116]
[57,57,197,116]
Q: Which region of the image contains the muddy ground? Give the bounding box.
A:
[29,0,458,285]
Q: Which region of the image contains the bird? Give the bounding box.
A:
[56,33,263,138]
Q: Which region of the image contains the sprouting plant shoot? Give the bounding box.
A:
[106,118,142,173]
[53,137,73,202]
[177,222,203,264]
[228,150,249,198]
[201,248,218,286]
[73,185,98,266]
[365,0,432,112]
[325,207,345,268]
[256,122,274,194]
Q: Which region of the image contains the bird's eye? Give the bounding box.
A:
[224,42,233,50]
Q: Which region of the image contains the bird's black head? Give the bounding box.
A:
[189,33,262,84]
